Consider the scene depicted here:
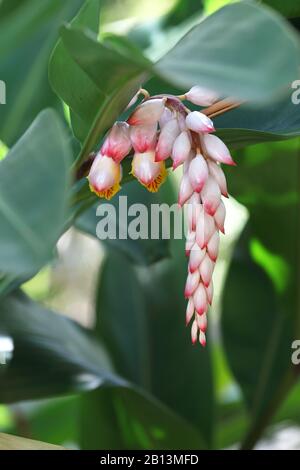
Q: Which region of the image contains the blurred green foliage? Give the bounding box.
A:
[0,0,300,451]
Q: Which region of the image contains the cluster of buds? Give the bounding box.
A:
[87,86,236,346]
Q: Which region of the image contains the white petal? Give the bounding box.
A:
[201,175,221,216]
[203,134,236,166]
[185,86,219,106]
[188,153,209,192]
[186,111,215,133]
[207,160,228,197]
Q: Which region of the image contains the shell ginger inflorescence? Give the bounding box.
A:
[87,86,237,346]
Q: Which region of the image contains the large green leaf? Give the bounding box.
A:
[95,242,215,445]
[0,109,71,276]
[80,387,206,450]
[156,2,300,101]
[77,179,172,265]
[0,0,83,146]
[49,0,103,143]
[263,0,300,18]
[0,291,206,449]
[0,290,123,403]
[59,26,150,164]
[214,95,300,147]
[221,139,299,448]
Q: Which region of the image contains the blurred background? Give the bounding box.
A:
[0,0,300,450]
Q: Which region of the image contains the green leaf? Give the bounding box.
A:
[0,0,83,146]
[49,0,103,143]
[0,291,206,450]
[215,95,300,148]
[80,387,206,450]
[0,110,71,276]
[156,2,300,101]
[95,243,215,445]
[263,0,300,18]
[0,290,123,403]
[77,179,172,265]
[58,25,150,164]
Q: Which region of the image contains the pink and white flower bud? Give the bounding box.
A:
[185,86,219,107]
[178,172,194,207]
[155,118,180,162]
[187,193,201,231]
[88,153,121,200]
[189,242,205,273]
[196,209,215,249]
[206,281,213,305]
[131,151,166,192]
[159,106,173,128]
[207,160,228,197]
[185,230,196,257]
[203,134,236,166]
[191,320,198,344]
[188,153,208,193]
[199,330,206,347]
[214,200,226,233]
[201,175,221,216]
[172,131,192,169]
[128,98,165,126]
[184,269,200,298]
[186,111,215,133]
[186,298,194,326]
[207,231,220,262]
[193,283,207,315]
[177,113,188,131]
[199,255,214,287]
[101,122,131,163]
[197,312,207,333]
[130,124,157,153]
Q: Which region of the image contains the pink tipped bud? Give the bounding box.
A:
[191,320,198,344]
[199,330,206,347]
[184,269,200,298]
[186,298,194,326]
[197,312,207,333]
[88,153,121,199]
[214,200,226,233]
[178,172,194,207]
[101,122,131,163]
[199,255,214,287]
[186,111,215,133]
[201,176,221,216]
[207,231,220,262]
[185,86,219,107]
[196,209,215,249]
[189,243,205,273]
[185,230,196,256]
[188,153,209,193]
[203,134,236,166]
[193,283,207,315]
[128,98,165,126]
[207,160,228,197]
[130,124,157,153]
[187,193,201,231]
[206,281,213,305]
[159,106,173,128]
[171,131,191,169]
[155,118,180,161]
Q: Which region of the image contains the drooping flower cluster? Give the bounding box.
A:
[87,86,236,345]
